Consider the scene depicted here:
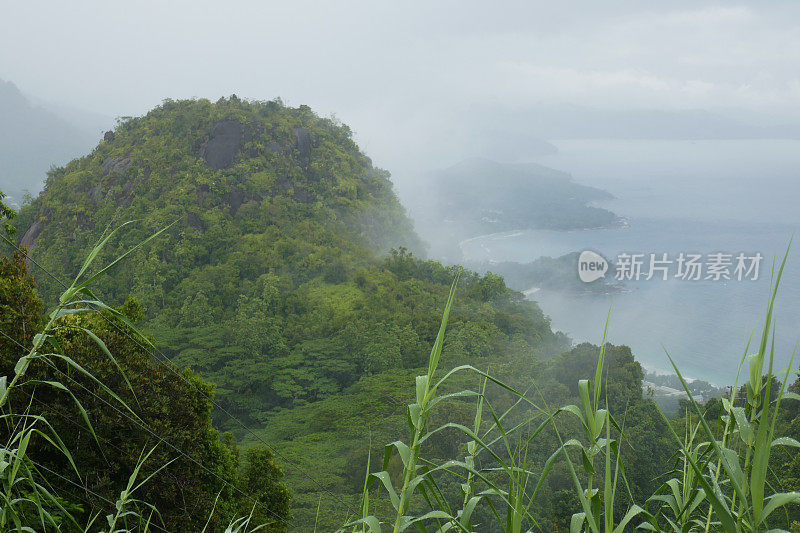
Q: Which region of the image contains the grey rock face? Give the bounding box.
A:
[266,141,287,153]
[293,127,311,162]
[226,188,245,215]
[200,119,243,169]
[89,184,103,203]
[100,156,131,175]
[20,220,43,249]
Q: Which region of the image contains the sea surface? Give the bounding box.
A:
[460,140,800,384]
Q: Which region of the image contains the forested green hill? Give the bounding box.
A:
[13,98,800,531]
[16,97,569,425]
[12,98,577,526]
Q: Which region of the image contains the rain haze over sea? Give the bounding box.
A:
[460,139,800,384]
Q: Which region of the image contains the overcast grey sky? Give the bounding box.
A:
[2,1,800,169]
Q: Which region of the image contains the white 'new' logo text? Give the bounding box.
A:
[578,250,608,283]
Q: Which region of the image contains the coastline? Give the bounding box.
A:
[457,216,629,254]
[458,228,528,249]
[522,286,540,297]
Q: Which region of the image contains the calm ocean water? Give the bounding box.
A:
[460,140,800,384]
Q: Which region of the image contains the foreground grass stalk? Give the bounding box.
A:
[392,278,458,532]
[703,335,751,533]
[0,221,284,531]
[457,378,485,526]
[345,243,800,532]
[0,308,61,409]
[393,397,428,531]
[656,244,799,533]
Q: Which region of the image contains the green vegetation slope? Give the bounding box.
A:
[14,97,574,524]
[9,98,800,531]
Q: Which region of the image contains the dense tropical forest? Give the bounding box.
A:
[2,97,800,531]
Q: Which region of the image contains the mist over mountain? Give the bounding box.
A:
[5,2,800,530]
[27,94,115,140]
[407,158,618,262]
[0,79,106,203]
[12,97,581,527]
[463,103,800,141]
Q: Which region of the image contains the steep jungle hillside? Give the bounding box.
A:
[0,249,292,530]
[15,96,568,425]
[12,98,800,531]
[12,97,588,526]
